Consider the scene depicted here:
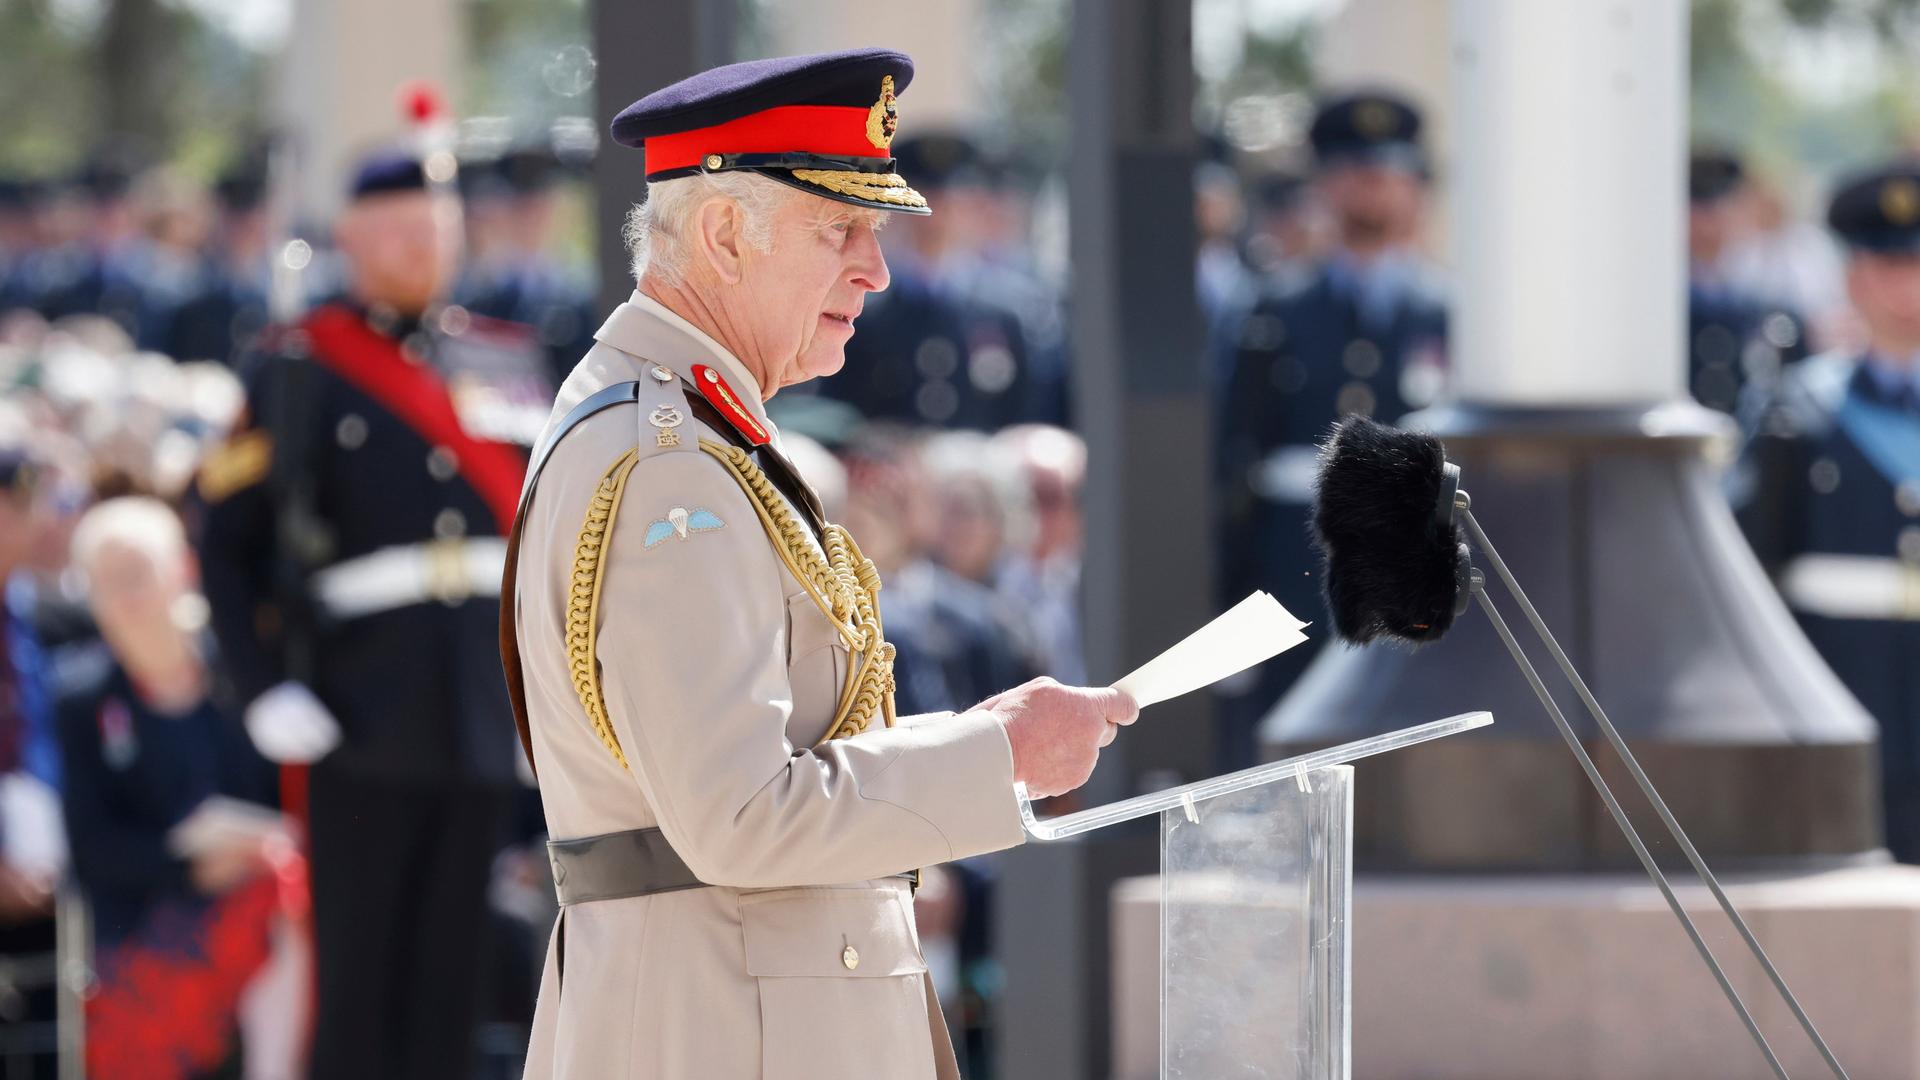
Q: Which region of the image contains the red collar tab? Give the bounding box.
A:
[691,364,770,446]
[644,106,889,177]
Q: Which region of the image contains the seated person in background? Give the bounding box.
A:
[56,497,305,1080]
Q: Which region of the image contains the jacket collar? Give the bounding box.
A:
[593,289,778,440]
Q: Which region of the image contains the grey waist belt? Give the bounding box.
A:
[546,827,916,906]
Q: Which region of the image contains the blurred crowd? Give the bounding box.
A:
[0,77,1913,1079]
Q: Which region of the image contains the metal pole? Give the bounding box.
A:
[1001,3,1205,1077]
[589,0,737,313]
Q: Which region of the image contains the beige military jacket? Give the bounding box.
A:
[514,290,1028,1080]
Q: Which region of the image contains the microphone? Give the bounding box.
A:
[1304,415,1847,1080]
[1311,417,1471,644]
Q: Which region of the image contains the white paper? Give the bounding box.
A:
[1111,591,1309,710]
[166,796,293,858]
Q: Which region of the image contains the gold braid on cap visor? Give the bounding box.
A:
[789,168,929,210]
[564,439,897,769]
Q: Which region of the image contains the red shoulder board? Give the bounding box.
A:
[691,364,770,446]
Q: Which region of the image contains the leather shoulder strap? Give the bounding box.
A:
[500,382,642,777]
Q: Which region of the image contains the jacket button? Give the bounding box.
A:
[841,944,860,971]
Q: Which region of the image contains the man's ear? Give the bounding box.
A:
[695,198,746,285]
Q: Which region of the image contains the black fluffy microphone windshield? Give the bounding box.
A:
[1311,416,1472,644]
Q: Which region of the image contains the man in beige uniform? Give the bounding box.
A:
[504,49,1138,1079]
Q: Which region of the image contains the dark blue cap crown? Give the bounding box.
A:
[1310,91,1425,175]
[349,149,455,201]
[610,48,930,215]
[612,49,914,147]
[1829,161,1920,255]
[1689,149,1745,205]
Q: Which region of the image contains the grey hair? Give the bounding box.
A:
[71,496,188,575]
[624,171,792,285]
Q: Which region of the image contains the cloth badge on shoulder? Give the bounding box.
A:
[644,506,726,548]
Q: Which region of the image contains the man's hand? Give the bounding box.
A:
[0,863,53,923]
[244,681,343,764]
[979,677,1139,799]
[190,836,279,896]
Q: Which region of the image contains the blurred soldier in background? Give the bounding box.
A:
[194,144,549,1080]
[1687,148,1809,415]
[1195,158,1253,325]
[1242,171,1328,280]
[56,497,303,1080]
[1212,89,1448,767]
[815,132,1044,430]
[0,179,39,314]
[456,145,596,385]
[1736,159,1920,863]
[167,158,274,368]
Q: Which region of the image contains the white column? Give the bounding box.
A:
[278,0,464,226]
[1448,0,1687,406]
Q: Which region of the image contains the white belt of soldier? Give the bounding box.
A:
[311,538,508,620]
[1780,553,1920,621]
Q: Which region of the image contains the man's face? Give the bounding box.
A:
[84,539,189,652]
[1318,162,1424,248]
[1848,252,1920,344]
[736,194,891,391]
[336,190,463,315]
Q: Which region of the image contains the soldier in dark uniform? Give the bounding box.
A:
[1687,149,1809,415]
[192,146,552,1080]
[0,178,39,315]
[166,161,273,367]
[1735,159,1920,863]
[813,133,1042,430]
[454,146,597,384]
[1213,90,1448,767]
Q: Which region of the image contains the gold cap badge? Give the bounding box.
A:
[866,74,899,150]
[1355,100,1396,139]
[1881,178,1920,227]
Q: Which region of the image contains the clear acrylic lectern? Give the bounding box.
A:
[1016,711,1493,1080]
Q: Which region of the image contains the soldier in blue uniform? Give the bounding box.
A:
[1687,149,1809,415]
[165,161,273,367]
[1735,159,1920,863]
[1213,90,1448,767]
[192,146,553,1080]
[455,145,597,385]
[812,133,1043,430]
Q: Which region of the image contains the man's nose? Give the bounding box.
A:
[848,226,890,293]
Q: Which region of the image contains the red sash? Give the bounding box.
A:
[301,305,528,532]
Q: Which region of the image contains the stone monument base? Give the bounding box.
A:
[1112,863,1920,1079]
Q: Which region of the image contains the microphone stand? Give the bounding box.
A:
[1456,487,1848,1080]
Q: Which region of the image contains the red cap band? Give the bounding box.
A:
[645,105,888,176]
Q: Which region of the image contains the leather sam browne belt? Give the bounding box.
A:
[547,827,916,905]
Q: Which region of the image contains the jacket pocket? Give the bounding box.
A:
[741,887,936,1079]
[784,590,842,665]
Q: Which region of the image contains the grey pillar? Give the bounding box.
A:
[589,0,737,312]
[1000,3,1204,1077]
[1069,0,1209,784]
